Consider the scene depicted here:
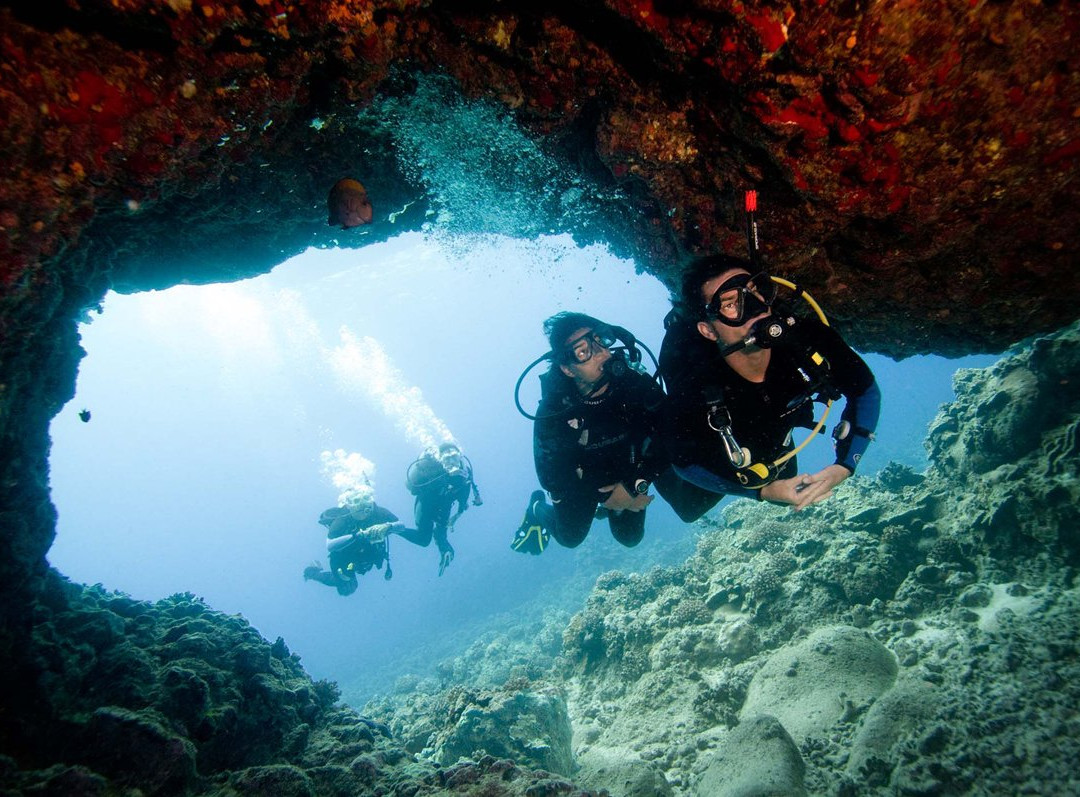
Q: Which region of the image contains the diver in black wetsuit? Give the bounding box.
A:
[660,254,881,510]
[303,486,405,596]
[517,312,721,552]
[401,442,483,575]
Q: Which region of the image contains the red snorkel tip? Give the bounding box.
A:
[745,190,758,212]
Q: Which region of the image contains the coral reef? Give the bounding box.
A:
[375,322,1080,795]
[0,573,602,796]
[371,683,575,777]
[1,262,1075,797]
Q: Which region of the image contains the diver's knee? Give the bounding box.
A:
[552,530,587,548]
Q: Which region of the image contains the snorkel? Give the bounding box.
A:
[713,191,796,357]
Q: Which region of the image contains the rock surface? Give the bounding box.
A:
[0,574,602,796]
[2,3,1077,354]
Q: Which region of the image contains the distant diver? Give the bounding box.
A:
[304,485,406,596]
[401,442,483,576]
[327,177,373,228]
[78,409,91,423]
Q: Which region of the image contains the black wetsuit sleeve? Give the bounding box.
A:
[327,505,398,537]
[368,506,399,526]
[533,410,581,498]
[327,514,357,538]
[454,480,471,514]
[808,320,876,396]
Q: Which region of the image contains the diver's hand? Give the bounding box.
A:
[472,496,484,506]
[599,482,653,512]
[761,465,849,510]
[438,547,454,576]
[759,476,803,505]
[363,522,397,541]
[792,464,850,511]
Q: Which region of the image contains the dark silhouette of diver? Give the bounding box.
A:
[400,442,483,575]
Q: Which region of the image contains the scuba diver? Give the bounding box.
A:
[660,196,880,510]
[303,485,405,596]
[514,311,721,552]
[401,442,483,576]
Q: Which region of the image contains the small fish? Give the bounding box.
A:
[327,178,373,228]
[78,409,91,423]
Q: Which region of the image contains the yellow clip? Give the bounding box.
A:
[748,462,771,479]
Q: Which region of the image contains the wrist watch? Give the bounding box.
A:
[630,478,651,495]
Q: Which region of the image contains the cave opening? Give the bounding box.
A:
[42,71,1000,705]
[40,71,1004,707]
[46,226,996,705]
[46,231,687,703]
[3,7,1077,790]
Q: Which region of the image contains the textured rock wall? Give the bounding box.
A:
[1,1,1077,587]
[3,2,1077,352]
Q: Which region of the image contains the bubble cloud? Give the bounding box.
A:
[328,328,454,451]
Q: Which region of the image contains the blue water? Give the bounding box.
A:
[47,232,996,703]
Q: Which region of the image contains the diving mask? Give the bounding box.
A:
[439,449,463,475]
[563,324,617,364]
[704,272,777,326]
[340,486,375,518]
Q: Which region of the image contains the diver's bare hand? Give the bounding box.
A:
[363,522,399,541]
[599,482,653,512]
[759,476,804,506]
[786,466,851,509]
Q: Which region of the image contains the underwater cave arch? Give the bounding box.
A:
[3,71,698,736]
[3,37,1078,796]
[47,228,687,702]
[47,223,1001,707]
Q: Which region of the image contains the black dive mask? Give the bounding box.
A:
[561,324,618,365]
[704,272,777,327]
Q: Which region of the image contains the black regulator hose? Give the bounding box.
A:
[514,353,555,422]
